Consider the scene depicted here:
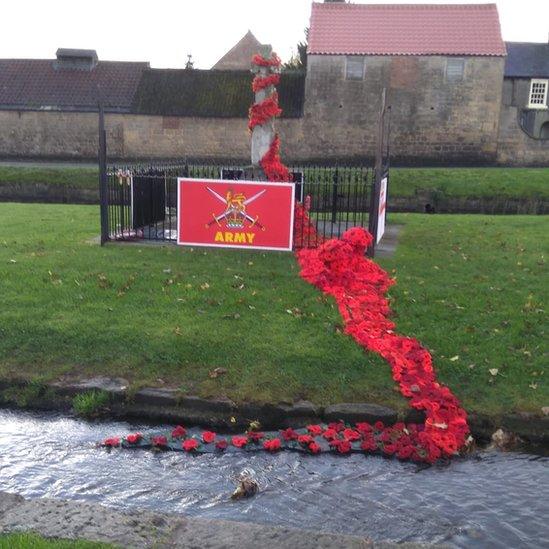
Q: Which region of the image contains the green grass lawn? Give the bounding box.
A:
[0,166,98,188]
[0,166,547,200]
[380,214,547,416]
[0,533,114,549]
[0,203,546,416]
[0,202,395,408]
[389,167,549,199]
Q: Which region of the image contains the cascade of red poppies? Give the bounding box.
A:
[102,55,470,465]
[103,227,469,463]
[296,227,470,460]
[253,69,469,458]
[293,202,325,249]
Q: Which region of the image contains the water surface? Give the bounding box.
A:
[0,409,547,548]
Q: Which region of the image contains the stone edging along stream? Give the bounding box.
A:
[0,376,547,445]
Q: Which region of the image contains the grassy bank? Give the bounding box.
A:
[0,203,396,408]
[0,166,547,200]
[0,166,98,188]
[0,203,546,415]
[389,167,549,199]
[0,533,114,549]
[381,214,547,415]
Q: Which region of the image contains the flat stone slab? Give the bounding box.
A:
[51,377,129,398]
[0,492,384,548]
[134,387,182,406]
[281,400,323,427]
[501,414,549,443]
[375,224,402,258]
[324,403,398,425]
[0,492,24,517]
[101,224,403,258]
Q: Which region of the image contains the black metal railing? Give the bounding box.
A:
[105,161,374,248]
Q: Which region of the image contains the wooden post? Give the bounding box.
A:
[367,88,387,257]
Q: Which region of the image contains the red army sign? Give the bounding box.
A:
[177,178,295,251]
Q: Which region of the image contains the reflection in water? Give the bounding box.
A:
[0,409,547,548]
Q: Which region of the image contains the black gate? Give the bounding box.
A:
[132,170,166,231]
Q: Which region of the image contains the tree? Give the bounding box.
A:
[185,54,194,70]
[283,28,308,72]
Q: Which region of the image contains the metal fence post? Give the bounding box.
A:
[98,99,109,245]
[331,168,339,224]
[384,105,392,225]
[367,171,379,258]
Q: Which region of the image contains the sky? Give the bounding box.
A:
[0,0,547,69]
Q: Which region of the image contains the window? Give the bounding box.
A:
[446,58,465,83]
[528,79,548,109]
[346,56,365,80]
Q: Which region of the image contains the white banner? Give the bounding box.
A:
[376,176,387,244]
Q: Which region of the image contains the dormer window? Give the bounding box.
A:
[528,79,548,109]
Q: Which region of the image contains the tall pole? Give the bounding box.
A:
[98,98,109,245]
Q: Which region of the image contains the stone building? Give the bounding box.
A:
[304,2,507,164]
[0,2,547,165]
[212,31,262,71]
[497,42,549,164]
[0,49,148,158]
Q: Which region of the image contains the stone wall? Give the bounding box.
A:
[0,109,305,162]
[1,64,548,166]
[302,54,506,164]
[120,114,305,161]
[497,79,549,166]
[0,110,110,158]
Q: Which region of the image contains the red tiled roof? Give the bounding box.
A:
[0,59,149,111]
[308,3,506,57]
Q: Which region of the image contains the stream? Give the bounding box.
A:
[0,409,547,547]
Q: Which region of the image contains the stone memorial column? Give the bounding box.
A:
[251,45,277,171]
[247,45,289,182]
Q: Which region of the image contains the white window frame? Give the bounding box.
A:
[345,56,365,80]
[528,79,548,109]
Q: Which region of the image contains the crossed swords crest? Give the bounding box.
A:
[205,186,266,231]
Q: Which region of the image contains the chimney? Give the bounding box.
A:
[54,48,98,71]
